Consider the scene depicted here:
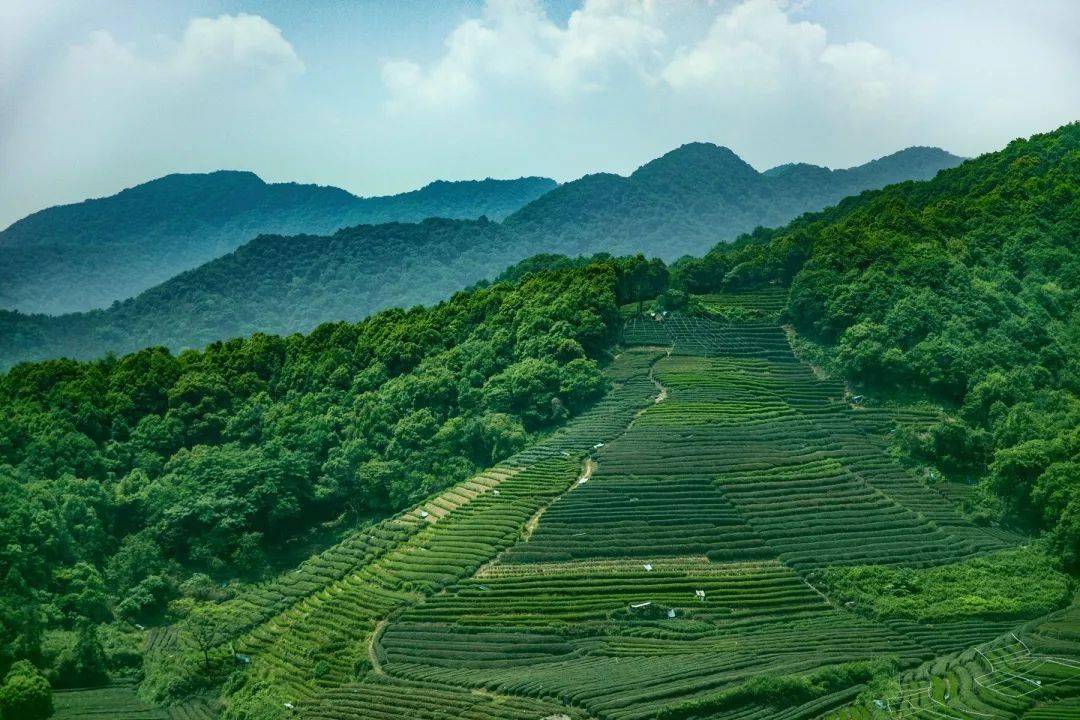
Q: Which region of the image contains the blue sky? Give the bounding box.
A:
[2,0,1078,227]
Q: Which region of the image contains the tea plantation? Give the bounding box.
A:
[141,294,1078,720]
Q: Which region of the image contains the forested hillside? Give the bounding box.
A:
[503,143,962,260]
[0,125,1077,720]
[1,219,518,365]
[0,145,961,368]
[0,173,556,314]
[673,122,1080,568]
[0,257,665,699]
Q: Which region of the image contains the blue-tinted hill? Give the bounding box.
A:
[0,172,556,314]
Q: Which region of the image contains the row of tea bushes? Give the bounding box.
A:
[204,350,666,714]
[827,605,1080,719]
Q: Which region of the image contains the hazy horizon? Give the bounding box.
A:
[3,0,1078,227]
[1,140,967,225]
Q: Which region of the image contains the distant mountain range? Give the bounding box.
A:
[0,172,557,314]
[0,143,964,367]
[2,218,513,363]
[504,143,963,259]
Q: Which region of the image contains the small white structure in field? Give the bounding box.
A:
[492,489,500,496]
[419,510,430,518]
[643,563,653,572]
[284,702,295,710]
[594,442,604,449]
[695,590,706,601]
[578,477,588,485]
[630,601,651,609]
[667,608,676,618]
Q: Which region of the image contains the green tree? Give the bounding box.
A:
[0,660,52,720]
[53,623,107,688]
[183,606,235,673]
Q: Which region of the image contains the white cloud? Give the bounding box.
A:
[369,0,952,190]
[381,0,919,120]
[0,13,303,226]
[381,0,668,112]
[171,14,303,79]
[664,0,829,93]
[64,13,303,95]
[663,0,926,126]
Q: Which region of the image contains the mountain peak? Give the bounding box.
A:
[632,142,760,182]
[123,170,267,197]
[838,146,965,185]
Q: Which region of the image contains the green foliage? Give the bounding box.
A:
[0,218,515,367]
[184,605,238,673]
[676,123,1080,566]
[0,259,653,679]
[656,658,899,719]
[0,660,52,720]
[814,549,1071,623]
[50,624,108,689]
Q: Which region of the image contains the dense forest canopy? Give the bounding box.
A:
[0,173,556,315]
[0,145,961,369]
[673,122,1080,567]
[0,257,665,689]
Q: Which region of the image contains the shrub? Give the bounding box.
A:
[0,660,52,720]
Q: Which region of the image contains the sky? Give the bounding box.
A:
[1,0,1078,228]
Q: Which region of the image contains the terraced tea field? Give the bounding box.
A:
[53,680,216,720]
[156,296,1079,720]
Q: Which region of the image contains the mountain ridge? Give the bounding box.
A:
[0,142,965,367]
[502,143,964,259]
[0,173,557,313]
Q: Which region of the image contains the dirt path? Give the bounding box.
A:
[474,455,596,580]
[356,351,667,718]
[368,619,388,676]
[632,347,671,425]
[653,347,671,403]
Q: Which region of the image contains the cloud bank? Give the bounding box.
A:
[1,13,303,225]
[381,0,924,134]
